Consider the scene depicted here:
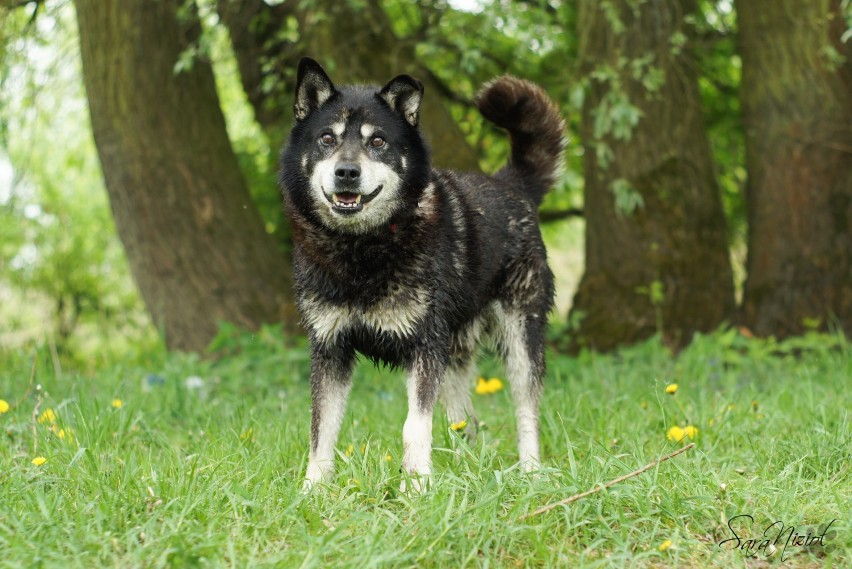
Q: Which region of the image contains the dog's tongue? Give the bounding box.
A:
[335,192,359,204]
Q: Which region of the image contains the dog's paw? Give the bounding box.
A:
[302,461,333,493]
[399,474,431,494]
[520,458,545,482]
[301,473,327,494]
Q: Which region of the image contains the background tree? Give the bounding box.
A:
[737,0,852,338]
[567,0,736,352]
[216,0,481,172]
[75,0,297,351]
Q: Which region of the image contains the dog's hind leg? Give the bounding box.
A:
[496,305,544,472]
[304,348,354,490]
[439,357,478,441]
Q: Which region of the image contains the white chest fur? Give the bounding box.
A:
[301,285,429,344]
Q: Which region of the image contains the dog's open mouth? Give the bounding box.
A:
[333,192,362,210]
[325,185,383,214]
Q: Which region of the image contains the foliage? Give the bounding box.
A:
[0,330,849,567]
[399,0,584,213]
[691,0,747,288]
[0,3,156,362]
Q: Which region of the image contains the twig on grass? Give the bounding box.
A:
[520,443,696,520]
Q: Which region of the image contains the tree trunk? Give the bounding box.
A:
[738,0,852,338]
[567,0,735,352]
[216,0,481,172]
[75,0,297,352]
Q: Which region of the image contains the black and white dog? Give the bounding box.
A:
[279,58,565,490]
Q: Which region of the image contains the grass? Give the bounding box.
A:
[0,327,849,568]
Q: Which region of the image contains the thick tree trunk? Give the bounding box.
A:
[216,0,481,172]
[568,0,735,352]
[75,0,297,352]
[738,0,852,338]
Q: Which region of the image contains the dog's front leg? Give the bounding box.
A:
[304,346,354,491]
[401,352,445,492]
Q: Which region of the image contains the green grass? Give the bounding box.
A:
[1,328,849,568]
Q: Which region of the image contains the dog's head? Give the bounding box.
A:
[280,57,431,234]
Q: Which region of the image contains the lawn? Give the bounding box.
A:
[0,327,849,568]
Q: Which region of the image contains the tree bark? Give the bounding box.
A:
[75,0,297,352]
[216,0,481,172]
[737,0,852,338]
[568,0,735,352]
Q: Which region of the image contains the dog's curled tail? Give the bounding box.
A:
[476,76,566,204]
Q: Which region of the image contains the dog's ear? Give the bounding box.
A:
[379,75,424,127]
[294,57,336,121]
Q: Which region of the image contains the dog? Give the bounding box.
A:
[279,57,565,490]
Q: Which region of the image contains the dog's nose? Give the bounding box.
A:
[335,163,360,184]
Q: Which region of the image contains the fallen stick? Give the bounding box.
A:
[520,442,696,520]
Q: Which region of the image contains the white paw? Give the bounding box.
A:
[521,457,541,474]
[302,460,333,492]
[301,478,316,494]
[399,473,430,494]
[520,457,544,482]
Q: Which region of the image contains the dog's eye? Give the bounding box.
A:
[369,136,386,148]
[319,133,335,146]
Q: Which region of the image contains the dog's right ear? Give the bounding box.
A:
[294,57,336,121]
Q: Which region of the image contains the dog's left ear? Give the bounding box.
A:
[379,75,424,127]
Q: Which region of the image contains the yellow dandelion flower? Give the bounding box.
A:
[450,420,467,432]
[345,444,354,457]
[666,426,685,442]
[111,399,123,409]
[0,399,10,413]
[659,539,673,552]
[683,425,699,439]
[385,454,392,462]
[476,377,504,395]
[665,383,678,395]
[38,408,57,424]
[57,428,74,443]
[31,456,47,466]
